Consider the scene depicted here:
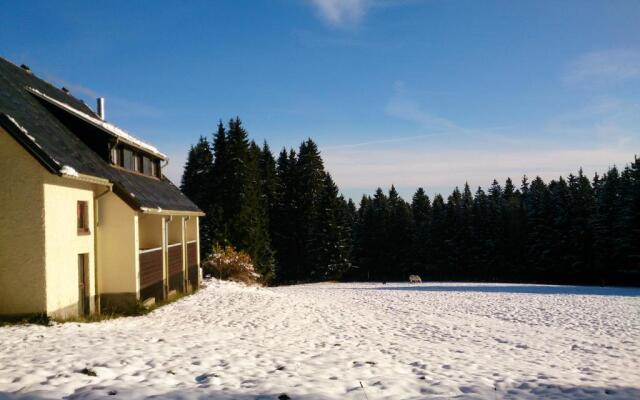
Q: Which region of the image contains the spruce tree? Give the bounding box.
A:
[429,194,447,279]
[180,136,214,256]
[411,188,432,275]
[295,139,327,280]
[272,148,299,283]
[313,173,352,280]
[180,136,213,211]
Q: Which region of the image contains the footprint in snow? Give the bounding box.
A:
[78,367,97,377]
[195,373,218,384]
[352,361,376,368]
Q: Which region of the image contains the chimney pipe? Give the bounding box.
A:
[97,97,105,120]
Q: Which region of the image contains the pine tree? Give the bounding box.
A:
[471,187,491,279]
[567,169,595,281]
[386,186,413,279]
[259,142,278,227]
[352,194,375,280]
[502,178,524,279]
[295,139,327,280]
[625,157,640,281]
[180,136,214,256]
[411,188,431,276]
[272,148,301,282]
[429,194,448,279]
[207,121,230,251]
[313,173,352,280]
[206,118,276,282]
[524,177,552,280]
[548,177,572,281]
[180,136,213,211]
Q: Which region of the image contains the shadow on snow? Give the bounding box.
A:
[2,383,640,400]
[369,283,640,297]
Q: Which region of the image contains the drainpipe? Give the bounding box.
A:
[163,217,170,299]
[93,185,112,315]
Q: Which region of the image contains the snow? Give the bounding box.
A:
[6,115,39,144]
[25,87,167,159]
[1,281,639,400]
[59,165,79,177]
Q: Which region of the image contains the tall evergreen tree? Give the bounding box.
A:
[271,149,299,283]
[312,173,352,280]
[411,188,432,275]
[180,136,213,210]
[295,139,327,280]
[180,136,214,255]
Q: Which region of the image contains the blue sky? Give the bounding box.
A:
[2,0,639,200]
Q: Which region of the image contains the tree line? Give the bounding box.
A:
[180,118,352,284]
[181,118,640,286]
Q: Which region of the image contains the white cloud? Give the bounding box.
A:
[564,49,640,87]
[308,0,417,28]
[321,81,640,198]
[324,144,635,192]
[309,0,368,27]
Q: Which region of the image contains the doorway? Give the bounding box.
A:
[78,253,90,316]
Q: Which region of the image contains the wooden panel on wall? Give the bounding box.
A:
[139,248,163,289]
[168,244,183,276]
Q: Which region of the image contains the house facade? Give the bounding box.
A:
[0,58,204,319]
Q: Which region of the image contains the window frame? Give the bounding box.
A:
[121,147,135,170]
[110,144,161,179]
[77,201,90,235]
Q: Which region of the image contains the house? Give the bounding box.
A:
[0,57,204,319]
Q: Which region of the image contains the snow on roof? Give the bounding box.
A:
[60,165,79,177]
[6,114,36,142]
[25,87,168,160]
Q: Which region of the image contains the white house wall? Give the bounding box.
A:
[96,191,139,311]
[0,129,47,317]
[42,175,97,318]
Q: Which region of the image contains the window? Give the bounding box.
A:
[136,154,144,173]
[153,160,161,178]
[77,201,89,234]
[142,156,152,175]
[110,145,160,178]
[122,148,135,170]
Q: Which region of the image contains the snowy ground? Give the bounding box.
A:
[1,281,639,400]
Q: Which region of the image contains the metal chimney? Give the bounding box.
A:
[97,97,105,120]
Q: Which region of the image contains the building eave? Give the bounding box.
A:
[139,207,205,217]
[60,172,113,187]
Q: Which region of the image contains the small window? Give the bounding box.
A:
[77,201,90,234]
[153,160,161,178]
[136,155,144,173]
[142,156,153,175]
[122,148,135,170]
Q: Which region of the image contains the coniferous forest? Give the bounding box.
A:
[181,118,640,286]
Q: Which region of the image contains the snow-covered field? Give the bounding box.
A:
[1,281,639,400]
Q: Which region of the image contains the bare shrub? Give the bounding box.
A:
[202,245,261,285]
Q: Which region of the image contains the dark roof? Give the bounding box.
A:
[0,57,202,213]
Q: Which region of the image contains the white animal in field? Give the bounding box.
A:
[409,275,422,283]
